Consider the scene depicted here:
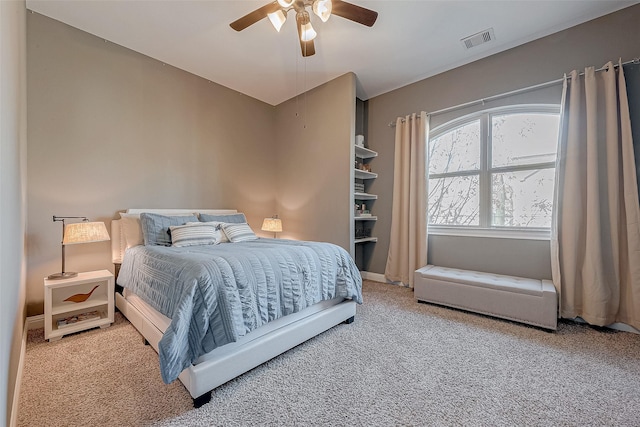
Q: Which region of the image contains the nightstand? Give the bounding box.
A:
[44,269,114,341]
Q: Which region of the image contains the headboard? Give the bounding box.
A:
[111,209,237,265]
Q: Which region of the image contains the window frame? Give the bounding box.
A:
[427,104,560,240]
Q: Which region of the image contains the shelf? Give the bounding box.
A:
[354,216,377,221]
[44,270,113,289]
[355,237,378,244]
[51,297,109,316]
[354,192,377,200]
[355,145,378,159]
[49,310,111,338]
[355,169,378,179]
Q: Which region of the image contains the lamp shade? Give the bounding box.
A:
[63,221,110,245]
[268,9,287,32]
[300,21,317,42]
[312,0,332,22]
[296,10,317,42]
[261,218,283,233]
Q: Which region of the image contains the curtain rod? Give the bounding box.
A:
[388,57,640,127]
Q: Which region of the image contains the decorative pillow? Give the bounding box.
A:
[189,221,230,243]
[222,222,258,243]
[140,213,199,246]
[198,213,247,224]
[169,223,220,247]
[119,213,144,249]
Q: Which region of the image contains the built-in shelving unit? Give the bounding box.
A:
[354,140,378,259]
[352,97,377,272]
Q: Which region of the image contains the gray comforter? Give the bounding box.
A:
[117,238,362,383]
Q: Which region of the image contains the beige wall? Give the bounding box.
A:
[274,73,355,252]
[26,13,277,315]
[367,5,640,278]
[1,1,27,425]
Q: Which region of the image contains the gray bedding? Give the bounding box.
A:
[117,238,362,383]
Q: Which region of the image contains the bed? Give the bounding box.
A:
[111,209,362,407]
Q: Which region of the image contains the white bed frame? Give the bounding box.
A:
[111,209,357,407]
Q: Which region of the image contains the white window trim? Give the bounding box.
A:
[428,225,551,241]
[427,104,560,240]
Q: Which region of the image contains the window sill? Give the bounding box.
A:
[428,226,551,241]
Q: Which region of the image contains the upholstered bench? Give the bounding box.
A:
[414,265,557,330]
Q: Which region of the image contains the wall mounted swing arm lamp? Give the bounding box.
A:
[48,215,110,280]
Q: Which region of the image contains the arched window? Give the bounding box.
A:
[427,105,560,238]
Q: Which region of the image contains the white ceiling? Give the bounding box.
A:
[26,0,638,106]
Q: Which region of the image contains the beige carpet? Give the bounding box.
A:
[19,280,640,426]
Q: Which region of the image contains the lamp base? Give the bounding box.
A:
[47,271,78,280]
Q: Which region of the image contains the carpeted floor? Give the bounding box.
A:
[19,280,640,426]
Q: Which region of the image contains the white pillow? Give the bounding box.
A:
[119,213,143,248]
[222,222,258,243]
[169,223,221,247]
[193,221,230,243]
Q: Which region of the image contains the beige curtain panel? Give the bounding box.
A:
[385,111,428,287]
[551,61,640,329]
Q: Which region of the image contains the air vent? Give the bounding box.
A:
[461,28,495,50]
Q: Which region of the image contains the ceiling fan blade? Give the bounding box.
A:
[300,38,316,57]
[230,2,280,31]
[331,0,378,27]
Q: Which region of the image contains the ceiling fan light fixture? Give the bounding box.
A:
[267,9,287,32]
[296,11,317,42]
[312,0,332,22]
[277,0,295,8]
[300,22,317,42]
[230,0,378,57]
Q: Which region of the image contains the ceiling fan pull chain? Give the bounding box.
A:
[304,53,308,129]
[295,39,300,118]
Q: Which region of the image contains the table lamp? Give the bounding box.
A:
[48,216,110,280]
[261,215,283,238]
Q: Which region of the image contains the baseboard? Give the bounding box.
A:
[26,314,44,330]
[571,317,639,335]
[360,271,387,283]
[607,322,640,334]
[11,315,46,426]
[360,271,413,287]
[10,318,31,427]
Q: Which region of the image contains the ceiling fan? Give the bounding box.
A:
[230,0,378,57]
